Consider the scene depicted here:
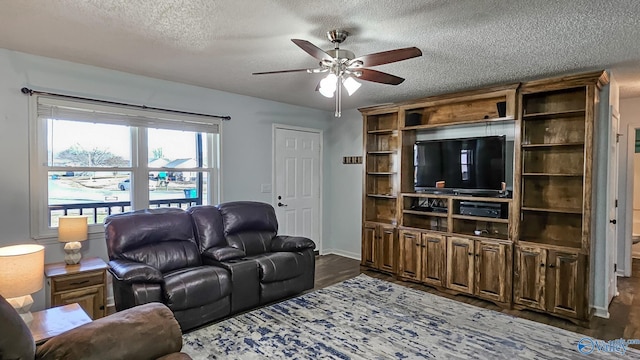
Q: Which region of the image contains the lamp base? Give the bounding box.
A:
[63,241,83,265]
[6,295,34,323]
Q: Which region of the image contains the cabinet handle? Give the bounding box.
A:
[70,280,90,286]
[99,305,105,310]
[548,264,556,268]
[475,254,479,257]
[468,252,473,256]
[540,263,545,267]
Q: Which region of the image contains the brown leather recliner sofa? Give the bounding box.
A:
[0,294,191,360]
[105,201,316,331]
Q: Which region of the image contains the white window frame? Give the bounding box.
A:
[29,94,222,241]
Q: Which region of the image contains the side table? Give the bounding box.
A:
[44,257,109,319]
[28,303,92,344]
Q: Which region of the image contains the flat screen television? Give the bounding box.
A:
[414,135,506,194]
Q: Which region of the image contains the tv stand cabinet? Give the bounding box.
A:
[360,71,609,325]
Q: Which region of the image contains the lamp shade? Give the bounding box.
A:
[58,216,88,242]
[0,244,45,298]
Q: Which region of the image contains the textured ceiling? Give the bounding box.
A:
[1,0,640,112]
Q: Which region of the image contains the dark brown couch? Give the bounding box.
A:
[105,201,316,331]
[0,294,191,360]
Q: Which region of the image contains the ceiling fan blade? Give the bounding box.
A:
[351,47,422,67]
[291,39,333,62]
[252,68,311,75]
[357,69,405,85]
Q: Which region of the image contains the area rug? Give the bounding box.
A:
[182,275,639,359]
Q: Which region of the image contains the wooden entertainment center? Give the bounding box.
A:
[360,71,609,325]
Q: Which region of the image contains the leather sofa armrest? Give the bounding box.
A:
[202,246,246,262]
[36,303,188,360]
[109,259,164,283]
[271,235,316,252]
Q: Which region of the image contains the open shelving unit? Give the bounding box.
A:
[518,86,587,250]
[361,107,401,274]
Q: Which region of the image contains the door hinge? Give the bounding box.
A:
[616,133,623,143]
[614,263,617,272]
[615,199,618,208]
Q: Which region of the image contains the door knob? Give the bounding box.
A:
[609,219,617,224]
[277,202,288,207]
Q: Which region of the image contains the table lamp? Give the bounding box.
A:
[58,215,88,265]
[0,244,45,323]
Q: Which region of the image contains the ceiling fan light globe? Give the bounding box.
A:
[319,86,335,98]
[343,77,361,96]
[319,73,337,90]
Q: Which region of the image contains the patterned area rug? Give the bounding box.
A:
[182,274,640,359]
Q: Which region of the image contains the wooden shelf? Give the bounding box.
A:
[521,142,584,148]
[403,210,448,217]
[367,129,397,134]
[367,172,396,175]
[401,192,451,200]
[398,226,448,234]
[452,214,509,223]
[367,194,397,199]
[522,109,585,120]
[521,206,583,214]
[402,116,514,130]
[367,150,397,155]
[453,230,509,241]
[518,239,582,251]
[522,173,583,177]
[365,219,397,226]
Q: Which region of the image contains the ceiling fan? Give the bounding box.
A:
[252,30,422,117]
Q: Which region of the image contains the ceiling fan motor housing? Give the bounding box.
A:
[327,30,349,44]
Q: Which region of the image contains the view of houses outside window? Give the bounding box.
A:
[46,119,212,226]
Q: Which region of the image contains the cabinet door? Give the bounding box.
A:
[53,286,105,319]
[514,246,547,310]
[446,237,474,294]
[398,230,421,280]
[474,241,508,303]
[362,223,377,268]
[378,225,397,273]
[422,233,446,287]
[547,251,586,319]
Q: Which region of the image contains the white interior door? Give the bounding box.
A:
[607,106,620,303]
[273,126,321,251]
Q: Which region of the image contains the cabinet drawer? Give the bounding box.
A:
[51,271,104,292]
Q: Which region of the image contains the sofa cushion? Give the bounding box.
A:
[248,252,305,283]
[106,208,201,273]
[121,241,201,274]
[36,303,184,360]
[218,201,278,236]
[225,231,275,256]
[163,266,231,311]
[187,205,227,253]
[0,295,35,360]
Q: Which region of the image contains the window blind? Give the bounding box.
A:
[37,95,220,133]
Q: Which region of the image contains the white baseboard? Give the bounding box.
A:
[592,306,610,319]
[323,249,361,261]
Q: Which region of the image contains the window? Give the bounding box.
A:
[30,95,221,239]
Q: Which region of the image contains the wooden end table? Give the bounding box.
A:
[44,257,109,319]
[28,303,92,344]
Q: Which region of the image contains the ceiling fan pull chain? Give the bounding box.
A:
[336,75,342,118]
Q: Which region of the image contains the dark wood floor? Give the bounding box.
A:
[314,254,640,347]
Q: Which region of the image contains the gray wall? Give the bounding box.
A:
[618,97,640,276]
[0,48,331,310]
[323,109,363,258]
